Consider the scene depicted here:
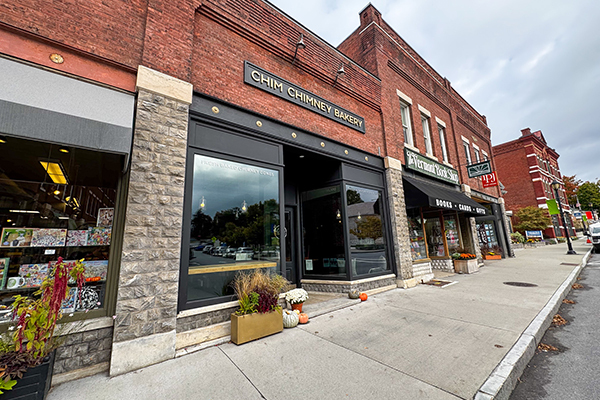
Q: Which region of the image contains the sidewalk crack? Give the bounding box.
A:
[219,347,267,399]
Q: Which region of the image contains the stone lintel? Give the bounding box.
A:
[384,156,403,171]
[136,65,193,104]
[110,330,176,376]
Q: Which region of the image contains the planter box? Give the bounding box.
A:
[3,352,54,400]
[231,310,283,345]
[454,259,478,274]
[483,255,502,260]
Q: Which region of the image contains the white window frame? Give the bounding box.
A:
[437,125,448,163]
[421,114,433,156]
[400,101,413,147]
[473,144,481,163]
[482,150,489,161]
[463,140,472,165]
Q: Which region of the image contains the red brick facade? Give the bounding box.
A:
[493,128,571,237]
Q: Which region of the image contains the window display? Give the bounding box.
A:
[346,185,389,276]
[0,135,122,315]
[425,216,446,257]
[186,155,280,302]
[444,214,461,254]
[407,209,427,261]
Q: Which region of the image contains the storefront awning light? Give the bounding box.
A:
[39,161,69,185]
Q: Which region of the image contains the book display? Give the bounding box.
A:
[408,213,427,261]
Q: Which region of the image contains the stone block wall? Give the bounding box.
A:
[384,157,413,280]
[54,327,113,375]
[301,275,396,293]
[430,259,454,272]
[176,307,236,333]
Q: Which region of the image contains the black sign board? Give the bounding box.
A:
[244,61,365,133]
[467,160,492,178]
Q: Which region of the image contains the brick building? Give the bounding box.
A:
[0,0,511,384]
[493,128,575,238]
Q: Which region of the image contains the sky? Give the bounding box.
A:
[268,0,600,183]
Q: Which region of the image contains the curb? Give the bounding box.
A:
[474,248,593,400]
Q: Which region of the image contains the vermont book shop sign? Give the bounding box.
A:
[244,61,366,133]
[404,148,459,185]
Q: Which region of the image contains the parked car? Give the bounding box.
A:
[223,247,237,258]
[590,222,600,252]
[202,245,213,253]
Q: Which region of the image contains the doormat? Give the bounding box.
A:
[423,279,457,288]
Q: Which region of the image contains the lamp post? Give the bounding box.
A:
[552,180,576,254]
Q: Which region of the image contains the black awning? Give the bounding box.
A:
[403,175,488,216]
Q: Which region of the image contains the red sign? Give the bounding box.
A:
[481,171,498,188]
[586,211,593,220]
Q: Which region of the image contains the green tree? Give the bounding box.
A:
[562,175,581,206]
[350,216,383,241]
[577,181,600,211]
[346,189,363,205]
[513,206,552,232]
[190,209,213,240]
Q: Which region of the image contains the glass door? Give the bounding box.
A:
[284,207,297,285]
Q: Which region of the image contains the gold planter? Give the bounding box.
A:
[231,309,283,345]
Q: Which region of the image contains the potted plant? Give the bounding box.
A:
[284,288,309,312]
[482,245,502,260]
[230,269,289,345]
[452,252,478,274]
[0,257,85,398]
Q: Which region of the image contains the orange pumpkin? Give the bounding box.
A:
[298,313,309,324]
[359,292,368,301]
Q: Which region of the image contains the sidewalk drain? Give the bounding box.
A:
[423,279,455,288]
[503,281,538,287]
[560,263,579,266]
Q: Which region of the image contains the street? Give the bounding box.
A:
[510,252,600,399]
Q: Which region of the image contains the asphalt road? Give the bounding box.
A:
[510,251,600,400]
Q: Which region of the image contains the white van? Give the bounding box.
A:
[590,222,600,252]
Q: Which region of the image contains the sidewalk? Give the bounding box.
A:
[47,242,592,400]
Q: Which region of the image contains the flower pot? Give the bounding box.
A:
[483,254,502,260]
[3,351,55,400]
[454,259,478,274]
[231,310,283,345]
[291,302,303,313]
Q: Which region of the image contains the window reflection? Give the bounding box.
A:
[187,155,279,302]
[346,185,388,276]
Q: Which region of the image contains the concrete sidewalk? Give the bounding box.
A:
[47,242,592,400]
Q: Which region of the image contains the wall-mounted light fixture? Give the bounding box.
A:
[200,196,206,208]
[292,33,305,65]
[58,146,70,154]
[333,63,345,85]
[0,136,7,144]
[241,200,247,212]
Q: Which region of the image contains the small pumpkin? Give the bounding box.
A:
[298,313,309,324]
[359,292,368,301]
[348,290,360,299]
[282,309,299,328]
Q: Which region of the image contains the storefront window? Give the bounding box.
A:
[346,185,388,276]
[477,221,498,247]
[444,214,461,254]
[425,215,446,257]
[0,136,122,318]
[407,209,427,261]
[186,155,280,302]
[302,186,345,276]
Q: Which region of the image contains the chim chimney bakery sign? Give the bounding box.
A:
[244,61,365,133]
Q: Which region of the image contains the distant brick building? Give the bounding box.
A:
[493,128,574,238]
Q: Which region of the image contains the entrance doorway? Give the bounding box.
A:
[284,206,298,285]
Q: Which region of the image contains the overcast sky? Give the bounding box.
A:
[268,0,600,183]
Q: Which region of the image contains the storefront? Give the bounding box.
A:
[471,191,512,258]
[177,91,395,311]
[0,56,134,375]
[402,148,487,273]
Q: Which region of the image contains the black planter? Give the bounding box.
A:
[1,352,55,400]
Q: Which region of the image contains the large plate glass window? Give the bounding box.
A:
[407,209,427,261]
[186,155,280,302]
[0,135,122,319]
[346,185,388,276]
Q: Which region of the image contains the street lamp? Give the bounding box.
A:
[551,180,576,255]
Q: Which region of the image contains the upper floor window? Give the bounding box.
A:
[438,124,449,163]
[400,101,413,147]
[473,147,481,163]
[463,141,472,165]
[421,115,433,156]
